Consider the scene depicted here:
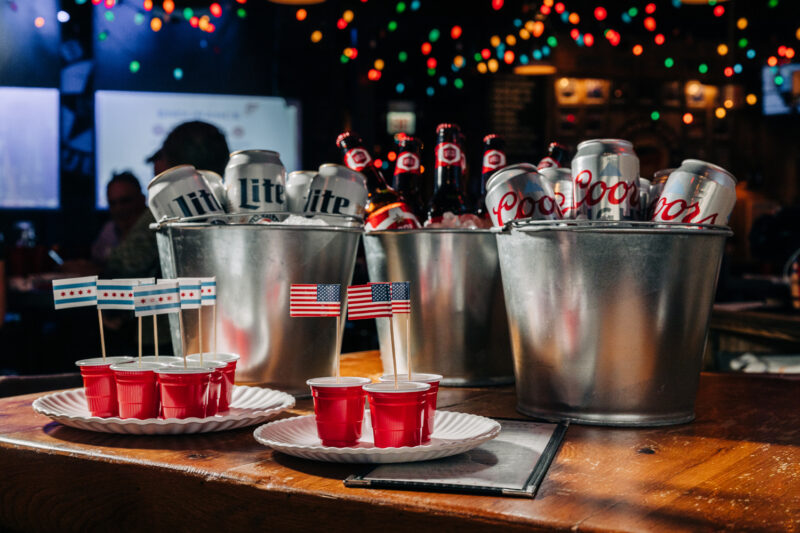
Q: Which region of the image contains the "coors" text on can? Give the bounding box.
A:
[651,159,736,226]
[485,165,561,227]
[571,139,640,220]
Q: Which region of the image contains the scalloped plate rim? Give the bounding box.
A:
[32,385,295,432]
[253,411,501,461]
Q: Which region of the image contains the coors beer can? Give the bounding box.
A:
[485,166,561,228]
[147,165,225,221]
[572,139,640,220]
[223,150,286,215]
[539,166,575,219]
[285,171,316,214]
[651,159,736,226]
[305,164,368,221]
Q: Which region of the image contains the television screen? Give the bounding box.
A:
[762,64,800,116]
[94,91,301,208]
[0,87,60,209]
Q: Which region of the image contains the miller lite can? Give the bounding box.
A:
[285,171,316,214]
[197,170,228,213]
[147,164,225,221]
[539,166,574,219]
[572,139,640,220]
[305,164,368,222]
[485,166,561,228]
[223,150,286,216]
[651,159,736,226]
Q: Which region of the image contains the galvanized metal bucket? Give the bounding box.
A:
[495,220,731,426]
[364,229,514,386]
[153,214,361,395]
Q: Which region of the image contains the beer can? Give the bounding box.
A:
[285,171,316,214]
[572,139,640,220]
[197,170,228,213]
[305,164,368,222]
[147,164,225,222]
[223,150,286,215]
[539,167,575,218]
[484,163,536,193]
[651,159,736,226]
[638,177,652,221]
[485,167,561,228]
[650,168,673,201]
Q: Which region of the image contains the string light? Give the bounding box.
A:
[454,78,464,89]
[682,113,694,125]
[367,69,381,81]
[387,21,397,31]
[654,34,665,45]
[488,58,499,72]
[374,59,385,70]
[650,111,660,121]
[503,50,515,63]
[34,17,45,28]
[150,17,162,31]
[210,3,222,17]
[398,51,408,62]
[717,44,728,56]
[767,56,778,67]
[568,13,580,24]
[506,34,516,46]
[310,30,322,43]
[715,107,726,119]
[584,33,594,47]
[723,99,734,109]
[451,25,462,39]
[429,28,441,42]
[173,68,183,80]
[454,55,465,68]
[421,42,432,55]
[724,66,734,77]
[645,3,656,14]
[519,28,530,39]
[395,83,405,94]
[633,44,643,56]
[594,6,607,20]
[713,5,724,17]
[426,57,437,69]
[554,2,565,14]
[698,63,708,73]
[664,57,674,68]
[746,94,757,105]
[737,18,748,30]
[163,0,174,14]
[129,60,141,73]
[477,62,488,74]
[644,17,656,31]
[296,9,307,21]
[490,35,501,48]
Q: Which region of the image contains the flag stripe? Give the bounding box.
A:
[289,283,341,317]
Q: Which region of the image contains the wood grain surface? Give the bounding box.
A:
[1,351,798,532]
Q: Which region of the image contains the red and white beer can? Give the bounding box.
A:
[147,164,225,222]
[539,166,575,219]
[223,150,287,215]
[485,166,561,228]
[571,139,640,220]
[651,159,736,226]
[305,164,368,220]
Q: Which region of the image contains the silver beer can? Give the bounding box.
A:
[485,167,561,228]
[147,164,225,221]
[651,159,736,226]
[285,171,316,214]
[197,170,228,213]
[638,177,652,221]
[484,163,537,193]
[539,167,574,219]
[572,139,640,220]
[305,164,368,221]
[223,150,287,215]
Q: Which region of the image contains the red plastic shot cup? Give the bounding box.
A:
[379,373,442,443]
[363,382,431,448]
[75,356,133,417]
[187,352,239,412]
[155,367,212,419]
[111,362,166,419]
[307,377,371,447]
[169,360,226,416]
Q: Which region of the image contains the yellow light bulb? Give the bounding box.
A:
[746,93,757,105]
[490,35,501,48]
[737,18,748,30]
[506,34,517,46]
[519,28,530,40]
[723,99,734,109]
[374,59,385,70]
[477,62,488,74]
[715,107,726,119]
[343,10,354,23]
[488,58,499,72]
[310,30,322,43]
[717,44,728,56]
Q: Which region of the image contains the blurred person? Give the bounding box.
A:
[91,171,148,268]
[147,120,230,177]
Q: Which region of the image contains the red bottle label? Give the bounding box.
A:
[344,148,372,172]
[366,202,421,231]
[482,150,507,175]
[394,151,421,174]
[435,142,462,167]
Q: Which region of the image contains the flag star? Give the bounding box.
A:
[140,299,146,303]
[128,293,132,297]
[70,291,74,296]
[104,293,109,297]
[78,290,83,295]
[167,296,172,301]
[159,297,163,301]
[112,292,117,297]
[61,292,66,296]
[190,292,194,297]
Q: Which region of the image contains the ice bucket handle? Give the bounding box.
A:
[502,219,733,236]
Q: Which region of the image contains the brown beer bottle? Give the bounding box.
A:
[472,133,507,217]
[536,142,571,170]
[427,123,468,224]
[336,131,421,230]
[392,133,426,221]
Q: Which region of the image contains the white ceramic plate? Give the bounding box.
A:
[253,411,501,463]
[32,385,295,435]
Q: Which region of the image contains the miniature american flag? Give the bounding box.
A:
[347,283,392,320]
[52,276,97,309]
[290,284,341,317]
[97,280,137,310]
[199,277,217,306]
[177,278,202,309]
[134,281,181,317]
[391,282,411,314]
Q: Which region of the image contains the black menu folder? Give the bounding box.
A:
[344,419,567,498]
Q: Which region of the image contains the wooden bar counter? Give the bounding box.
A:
[1,351,798,532]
